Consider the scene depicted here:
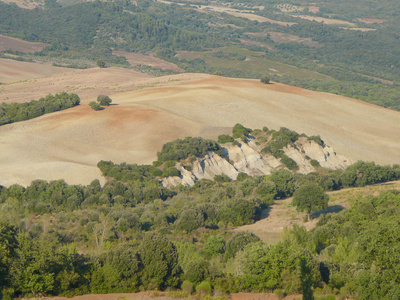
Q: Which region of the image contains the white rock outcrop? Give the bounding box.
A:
[160,136,353,188]
[192,152,239,180]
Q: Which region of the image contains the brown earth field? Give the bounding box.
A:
[0,34,47,53]
[113,50,184,72]
[292,15,355,26]
[0,61,206,102]
[0,58,71,84]
[359,18,387,24]
[0,0,43,9]
[0,63,400,187]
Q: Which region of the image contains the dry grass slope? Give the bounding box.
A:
[1,64,399,187]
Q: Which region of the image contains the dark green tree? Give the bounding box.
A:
[202,235,225,259]
[225,231,260,260]
[91,245,142,293]
[184,260,210,284]
[138,234,181,290]
[270,170,296,198]
[292,183,329,219]
[232,123,252,139]
[175,208,204,232]
[96,59,106,68]
[260,75,271,84]
[97,95,112,106]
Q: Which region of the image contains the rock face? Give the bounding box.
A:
[192,152,239,181]
[161,136,353,188]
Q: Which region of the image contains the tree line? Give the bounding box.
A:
[0,92,80,126]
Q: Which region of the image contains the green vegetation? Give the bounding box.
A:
[260,75,271,84]
[96,59,106,68]
[281,155,299,171]
[97,95,112,106]
[0,92,80,126]
[0,127,399,298]
[307,135,324,146]
[156,137,223,163]
[89,101,102,111]
[232,123,252,139]
[218,134,234,144]
[292,183,329,217]
[1,183,399,298]
[261,127,299,158]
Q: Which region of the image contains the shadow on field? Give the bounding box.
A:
[311,205,345,219]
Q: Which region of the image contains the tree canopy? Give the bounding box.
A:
[292,183,329,216]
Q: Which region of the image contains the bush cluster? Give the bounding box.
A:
[0,92,80,126]
[157,137,223,162]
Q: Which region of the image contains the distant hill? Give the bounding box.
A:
[0,0,399,110]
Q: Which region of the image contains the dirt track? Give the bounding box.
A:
[1,63,400,187]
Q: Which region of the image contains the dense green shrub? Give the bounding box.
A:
[89,101,102,111]
[232,123,252,139]
[202,235,226,258]
[162,167,181,178]
[281,155,299,171]
[270,169,296,198]
[218,134,234,144]
[185,260,210,284]
[176,208,205,232]
[0,92,80,126]
[157,137,222,162]
[139,234,182,290]
[340,161,400,187]
[260,75,270,84]
[225,231,260,260]
[181,280,194,294]
[307,136,325,146]
[97,95,112,106]
[310,159,320,168]
[292,183,329,216]
[195,281,212,296]
[255,181,277,206]
[214,174,231,182]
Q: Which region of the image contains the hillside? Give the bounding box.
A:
[0,58,71,84]
[0,71,399,187]
[0,0,399,110]
[1,0,400,298]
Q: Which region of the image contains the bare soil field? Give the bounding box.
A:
[266,32,320,47]
[1,71,400,187]
[239,39,272,50]
[157,1,295,26]
[0,0,43,9]
[359,18,387,24]
[113,51,184,72]
[0,34,47,53]
[292,15,355,26]
[340,27,376,32]
[0,58,71,84]
[0,64,206,103]
[222,10,296,26]
[235,181,400,243]
[234,197,320,243]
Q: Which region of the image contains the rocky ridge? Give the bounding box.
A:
[161,136,352,188]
